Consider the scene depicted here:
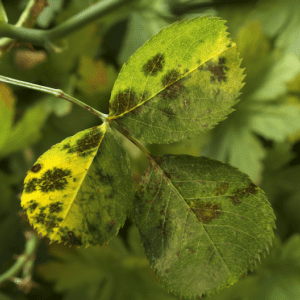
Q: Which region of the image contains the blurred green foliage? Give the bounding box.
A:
[0,0,300,299]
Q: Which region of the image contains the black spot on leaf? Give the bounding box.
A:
[229,183,258,205]
[49,201,63,214]
[24,178,40,194]
[191,201,222,224]
[39,167,72,193]
[215,182,229,196]
[162,69,181,87]
[110,89,140,115]
[67,231,82,246]
[31,164,42,173]
[142,53,165,76]
[68,128,102,157]
[28,200,38,212]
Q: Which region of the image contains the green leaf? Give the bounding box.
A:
[0,100,51,158]
[134,154,276,298]
[201,119,267,184]
[21,123,134,247]
[36,236,177,300]
[249,102,300,142]
[0,82,15,151]
[108,16,244,144]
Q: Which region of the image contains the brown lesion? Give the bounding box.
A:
[30,163,42,173]
[190,201,222,224]
[199,56,229,83]
[142,53,165,76]
[229,183,258,205]
[215,182,229,196]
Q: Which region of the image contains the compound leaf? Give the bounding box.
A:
[21,123,134,247]
[134,154,276,298]
[108,16,244,144]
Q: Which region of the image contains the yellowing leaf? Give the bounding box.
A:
[21,123,134,247]
[108,16,244,144]
[134,155,276,298]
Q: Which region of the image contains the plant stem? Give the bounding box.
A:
[0,230,40,284]
[0,0,136,47]
[109,119,152,158]
[0,75,108,122]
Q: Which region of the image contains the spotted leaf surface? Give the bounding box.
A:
[108,16,244,144]
[21,123,134,247]
[134,155,276,298]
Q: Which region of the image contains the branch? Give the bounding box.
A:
[0,0,49,54]
[0,75,108,122]
[0,0,135,48]
[0,230,40,293]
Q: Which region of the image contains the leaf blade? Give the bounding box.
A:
[134,154,276,298]
[108,16,244,144]
[21,123,134,247]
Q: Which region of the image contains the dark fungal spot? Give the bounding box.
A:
[39,167,71,193]
[215,182,229,196]
[24,178,39,194]
[31,163,42,173]
[44,220,59,231]
[190,249,195,254]
[191,201,222,224]
[142,53,165,76]
[162,69,181,87]
[28,200,38,212]
[88,223,98,232]
[49,201,63,214]
[67,231,82,246]
[160,78,185,100]
[62,143,71,150]
[68,128,102,157]
[35,211,46,224]
[229,183,258,205]
[110,89,139,115]
[219,57,226,65]
[200,57,229,83]
[95,168,113,184]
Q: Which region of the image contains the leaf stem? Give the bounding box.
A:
[0,75,108,122]
[109,120,152,158]
[0,0,136,48]
[0,230,40,284]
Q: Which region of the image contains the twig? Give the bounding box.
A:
[0,230,40,291]
[0,0,136,48]
[0,75,108,122]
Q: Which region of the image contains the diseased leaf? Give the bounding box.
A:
[134,154,276,298]
[21,123,134,247]
[108,16,244,144]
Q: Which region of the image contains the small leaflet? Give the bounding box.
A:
[108,16,244,144]
[134,154,276,298]
[21,123,134,247]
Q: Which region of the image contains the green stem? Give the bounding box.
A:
[0,231,40,283]
[109,119,151,158]
[0,75,108,122]
[0,0,136,47]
